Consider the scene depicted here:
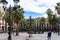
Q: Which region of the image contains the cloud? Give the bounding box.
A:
[2,0,60,12]
[19,0,60,18]
[20,0,60,14]
[20,0,48,13]
[4,0,60,18]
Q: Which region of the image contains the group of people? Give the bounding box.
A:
[27,30,52,40]
[11,27,60,40]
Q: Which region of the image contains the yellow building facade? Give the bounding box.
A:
[0,6,8,32]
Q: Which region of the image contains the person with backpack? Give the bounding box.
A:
[47,31,52,40]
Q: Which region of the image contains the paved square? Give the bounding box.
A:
[0,32,60,40]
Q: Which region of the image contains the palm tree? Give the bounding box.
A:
[47,9,58,25]
[40,17,46,32]
[12,0,24,36]
[47,9,53,25]
[40,17,46,25]
[57,17,60,23]
[55,2,60,14]
[4,5,24,36]
[12,5,24,36]
[52,14,58,25]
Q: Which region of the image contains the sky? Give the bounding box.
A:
[1,0,60,19]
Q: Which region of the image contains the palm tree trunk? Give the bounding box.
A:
[16,23,19,36]
[5,22,7,32]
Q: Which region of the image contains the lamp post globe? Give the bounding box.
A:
[1,0,8,10]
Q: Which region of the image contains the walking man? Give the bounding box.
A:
[47,31,52,40]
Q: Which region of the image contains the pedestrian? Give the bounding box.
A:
[28,29,32,37]
[47,31,52,40]
[12,28,15,35]
[58,31,60,35]
[11,27,14,35]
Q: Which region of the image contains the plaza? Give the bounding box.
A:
[0,32,60,40]
[0,0,60,40]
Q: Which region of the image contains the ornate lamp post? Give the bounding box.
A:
[13,0,20,7]
[13,0,20,3]
[13,0,20,11]
[1,0,8,10]
[29,16,32,30]
[8,5,12,40]
[1,0,12,40]
[28,16,32,37]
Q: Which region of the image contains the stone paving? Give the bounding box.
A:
[0,32,60,40]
